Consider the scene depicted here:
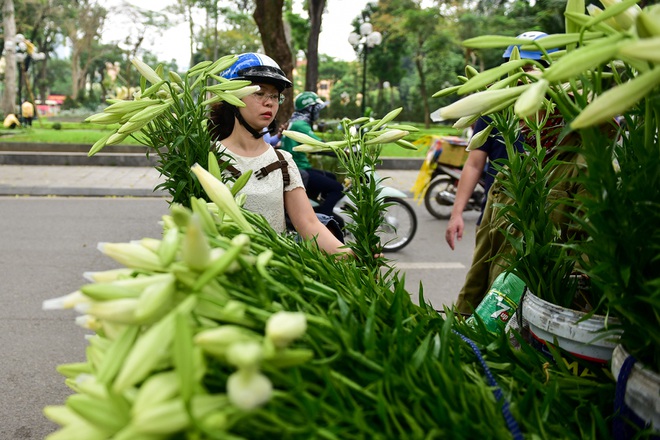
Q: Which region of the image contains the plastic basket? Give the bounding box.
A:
[437,136,469,167]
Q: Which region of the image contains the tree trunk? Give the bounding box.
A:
[253,0,294,123]
[304,0,326,93]
[71,49,82,98]
[2,0,18,116]
[415,55,430,129]
[213,0,219,61]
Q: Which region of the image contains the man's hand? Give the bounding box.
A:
[445,215,465,250]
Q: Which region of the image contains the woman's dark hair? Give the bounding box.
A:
[208,103,235,143]
[207,102,279,144]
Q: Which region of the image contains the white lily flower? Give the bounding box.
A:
[97,242,164,272]
[435,85,530,120]
[226,341,264,370]
[292,144,332,153]
[281,130,327,147]
[83,268,134,283]
[467,125,494,152]
[226,369,273,410]
[191,164,254,233]
[42,290,89,310]
[131,58,163,85]
[265,311,307,348]
[194,325,262,357]
[601,0,642,30]
[74,314,102,331]
[364,129,409,145]
[181,214,211,271]
[227,85,261,99]
[514,79,549,118]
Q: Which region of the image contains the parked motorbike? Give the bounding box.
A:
[423,164,486,220]
[310,166,418,252]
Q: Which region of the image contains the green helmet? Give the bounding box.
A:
[294,91,324,111]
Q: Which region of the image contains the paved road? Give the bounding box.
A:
[0,168,480,438]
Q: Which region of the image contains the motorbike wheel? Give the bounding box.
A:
[424,176,457,220]
[379,197,418,252]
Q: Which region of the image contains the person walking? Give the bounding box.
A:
[280,91,345,218]
[444,31,552,252]
[450,31,569,314]
[207,53,349,257]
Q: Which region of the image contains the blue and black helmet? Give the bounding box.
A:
[220,53,292,92]
[503,31,556,60]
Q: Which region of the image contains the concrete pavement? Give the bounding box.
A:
[0,164,422,198]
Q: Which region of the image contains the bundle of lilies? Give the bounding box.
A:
[42,52,644,439]
[43,157,620,439]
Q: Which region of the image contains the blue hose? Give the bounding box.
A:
[453,330,523,440]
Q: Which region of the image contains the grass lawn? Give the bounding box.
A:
[0,120,463,158]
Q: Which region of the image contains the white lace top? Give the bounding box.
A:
[215,144,304,233]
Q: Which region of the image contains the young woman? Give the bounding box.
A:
[208,53,349,256]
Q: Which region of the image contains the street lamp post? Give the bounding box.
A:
[14,34,46,123]
[13,34,45,112]
[348,22,382,116]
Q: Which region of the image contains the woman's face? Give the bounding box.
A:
[240,83,281,130]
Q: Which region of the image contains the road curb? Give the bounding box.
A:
[0,186,168,197]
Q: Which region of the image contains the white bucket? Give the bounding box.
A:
[520,291,621,363]
[611,344,660,433]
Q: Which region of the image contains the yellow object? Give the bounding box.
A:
[3,113,20,128]
[437,136,469,167]
[410,135,469,203]
[21,101,35,118]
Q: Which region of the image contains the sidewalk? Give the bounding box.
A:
[0,164,421,198]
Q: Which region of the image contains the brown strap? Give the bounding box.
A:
[216,150,290,186]
[220,162,242,179]
[255,149,290,186]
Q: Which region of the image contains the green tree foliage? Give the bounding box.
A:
[284,0,311,56]
[46,58,73,96]
[195,7,261,62]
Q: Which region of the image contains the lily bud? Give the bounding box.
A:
[181,214,211,271]
[83,268,135,283]
[467,124,494,152]
[75,298,140,325]
[292,144,332,153]
[587,5,623,30]
[436,85,530,120]
[365,129,409,145]
[74,314,102,331]
[191,164,254,233]
[571,65,660,128]
[265,311,307,348]
[226,341,263,370]
[42,290,89,310]
[194,325,262,357]
[542,35,623,83]
[636,9,660,38]
[131,58,163,85]
[226,85,261,99]
[453,115,480,130]
[281,130,327,147]
[514,79,549,118]
[601,0,642,31]
[105,132,129,146]
[226,370,273,410]
[97,242,164,272]
[618,37,660,62]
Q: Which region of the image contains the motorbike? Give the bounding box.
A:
[411,135,486,220]
[423,164,486,220]
[309,166,418,252]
